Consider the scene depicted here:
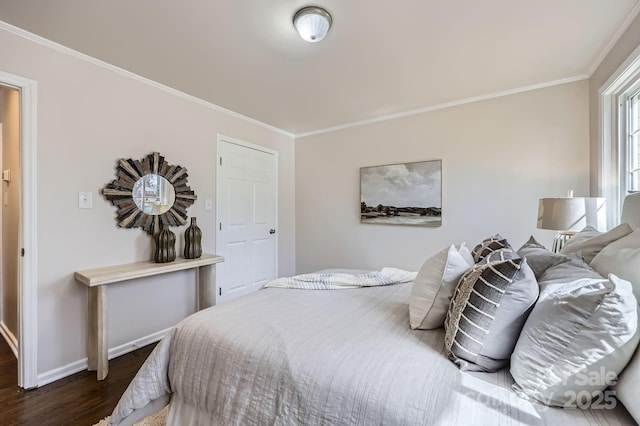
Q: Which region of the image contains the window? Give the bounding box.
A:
[601,52,640,227]
[626,91,640,193]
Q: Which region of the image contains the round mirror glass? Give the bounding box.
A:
[132,174,176,215]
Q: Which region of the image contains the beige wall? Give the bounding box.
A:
[0,27,295,376]
[1,87,20,338]
[589,14,640,195]
[296,81,590,273]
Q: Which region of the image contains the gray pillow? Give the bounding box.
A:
[560,223,633,263]
[444,256,539,372]
[537,252,601,287]
[510,267,640,407]
[517,236,566,279]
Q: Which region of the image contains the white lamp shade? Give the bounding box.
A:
[537,197,607,232]
[293,7,332,43]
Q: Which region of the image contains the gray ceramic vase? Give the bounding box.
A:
[154,225,176,263]
[184,217,202,259]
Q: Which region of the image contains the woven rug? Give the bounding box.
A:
[93,405,168,426]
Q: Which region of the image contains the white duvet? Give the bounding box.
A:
[109,283,635,426]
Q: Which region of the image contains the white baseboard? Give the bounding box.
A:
[107,328,171,360]
[37,358,88,387]
[0,321,18,359]
[37,327,172,387]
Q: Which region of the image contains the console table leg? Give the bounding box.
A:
[196,264,215,310]
[88,285,108,380]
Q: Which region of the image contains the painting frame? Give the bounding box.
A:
[360,159,442,227]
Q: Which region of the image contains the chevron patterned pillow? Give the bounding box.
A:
[444,255,538,372]
[471,234,513,263]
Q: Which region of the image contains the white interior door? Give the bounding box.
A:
[216,137,277,304]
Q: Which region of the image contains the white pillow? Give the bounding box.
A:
[510,273,639,407]
[560,223,633,263]
[409,243,473,330]
[592,228,640,424]
[590,228,640,299]
[561,225,600,246]
[616,345,640,424]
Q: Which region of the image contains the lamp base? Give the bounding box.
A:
[551,231,577,253]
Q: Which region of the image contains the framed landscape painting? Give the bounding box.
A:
[360,159,442,226]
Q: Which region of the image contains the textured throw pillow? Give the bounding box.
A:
[510,270,639,407]
[517,236,566,279]
[560,223,633,263]
[482,248,518,262]
[591,228,640,298]
[471,234,513,263]
[444,256,539,372]
[409,243,474,329]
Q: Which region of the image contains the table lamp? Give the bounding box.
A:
[537,190,606,252]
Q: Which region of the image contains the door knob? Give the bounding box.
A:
[269,229,276,234]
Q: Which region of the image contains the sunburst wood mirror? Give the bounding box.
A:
[102,152,197,234]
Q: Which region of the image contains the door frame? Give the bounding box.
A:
[0,71,38,389]
[215,134,279,302]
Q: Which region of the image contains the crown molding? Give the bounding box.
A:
[587,1,640,77]
[295,75,588,138]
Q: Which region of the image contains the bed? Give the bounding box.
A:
[108,193,640,426]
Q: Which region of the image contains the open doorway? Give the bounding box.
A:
[0,85,21,384]
[0,70,37,390]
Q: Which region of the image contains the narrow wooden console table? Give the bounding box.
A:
[74,253,224,380]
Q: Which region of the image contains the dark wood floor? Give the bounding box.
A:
[0,337,156,426]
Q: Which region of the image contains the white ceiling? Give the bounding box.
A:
[0,0,638,135]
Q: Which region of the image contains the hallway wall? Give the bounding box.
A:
[0,86,20,342]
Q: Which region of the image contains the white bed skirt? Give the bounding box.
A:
[167,396,216,425]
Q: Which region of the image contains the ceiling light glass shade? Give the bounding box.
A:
[537,197,607,231]
[293,6,332,43]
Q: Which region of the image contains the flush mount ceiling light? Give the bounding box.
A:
[293,6,332,43]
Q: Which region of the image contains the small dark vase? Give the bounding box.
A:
[154,225,176,263]
[184,217,202,259]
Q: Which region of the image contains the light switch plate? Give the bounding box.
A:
[79,192,93,209]
[205,198,213,211]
